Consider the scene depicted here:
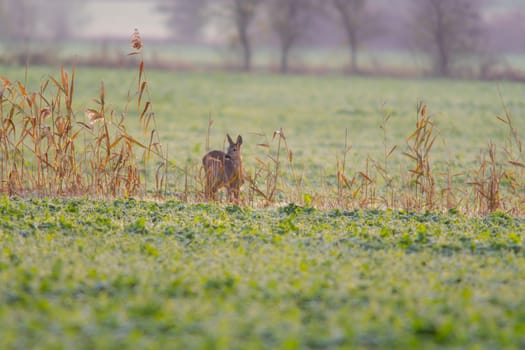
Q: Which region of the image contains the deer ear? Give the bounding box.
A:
[227,134,234,145]
[237,135,243,145]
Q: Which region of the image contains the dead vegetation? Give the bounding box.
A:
[0,31,523,216]
[0,30,166,199]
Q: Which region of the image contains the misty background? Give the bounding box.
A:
[1,0,525,79]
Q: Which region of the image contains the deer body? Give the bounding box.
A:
[203,134,244,202]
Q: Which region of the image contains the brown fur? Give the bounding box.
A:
[202,134,244,202]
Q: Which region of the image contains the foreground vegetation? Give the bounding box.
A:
[1,197,525,349]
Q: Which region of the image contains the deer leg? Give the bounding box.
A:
[227,186,240,204]
[204,171,216,201]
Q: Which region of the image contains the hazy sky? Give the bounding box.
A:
[81,2,170,39]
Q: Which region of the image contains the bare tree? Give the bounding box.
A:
[208,0,264,70]
[158,0,263,70]
[159,0,209,43]
[0,0,6,38]
[0,0,84,42]
[1,0,36,42]
[40,0,86,41]
[230,0,263,71]
[331,0,379,73]
[267,0,313,74]
[411,0,484,77]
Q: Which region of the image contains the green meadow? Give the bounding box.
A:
[1,63,525,348]
[6,64,525,172]
[1,198,525,349]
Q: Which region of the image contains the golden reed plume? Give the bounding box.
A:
[130,28,143,52]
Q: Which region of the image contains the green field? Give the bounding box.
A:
[1,198,525,349]
[5,64,525,151]
[1,64,525,348]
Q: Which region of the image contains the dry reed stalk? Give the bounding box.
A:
[495,91,525,214]
[336,128,351,207]
[0,29,166,199]
[375,108,397,208]
[487,143,502,213]
[403,102,437,211]
[468,143,503,215]
[206,116,213,152]
[270,128,284,202]
[247,140,276,205]
[246,129,290,206]
[279,129,303,204]
[2,73,83,196]
[440,160,459,211]
[358,157,376,208]
[183,163,190,202]
[124,28,167,197]
[130,29,144,52]
[165,160,200,203]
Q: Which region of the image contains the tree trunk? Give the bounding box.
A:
[435,14,449,76]
[336,1,361,74]
[239,27,252,71]
[350,46,358,72]
[437,49,449,77]
[348,31,359,73]
[280,46,290,74]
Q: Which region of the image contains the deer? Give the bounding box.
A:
[202,134,244,203]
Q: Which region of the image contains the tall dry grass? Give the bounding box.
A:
[0,30,165,198]
[1,31,523,215]
[234,100,524,216]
